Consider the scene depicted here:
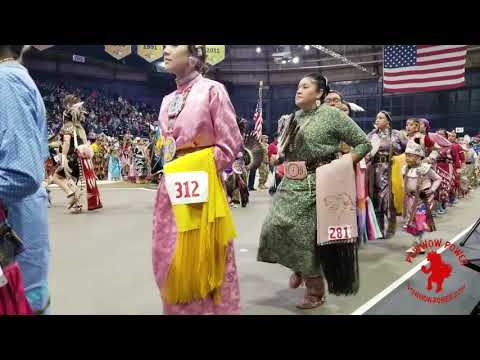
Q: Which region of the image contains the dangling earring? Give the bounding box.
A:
[315,99,321,107]
[189,56,199,69]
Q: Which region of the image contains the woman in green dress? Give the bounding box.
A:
[257,73,372,309]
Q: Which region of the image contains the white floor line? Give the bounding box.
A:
[47,180,118,188]
[351,221,476,315]
[97,187,156,191]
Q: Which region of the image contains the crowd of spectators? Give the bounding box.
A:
[36,79,160,138]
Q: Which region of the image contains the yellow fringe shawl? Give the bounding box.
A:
[161,147,237,305]
[391,153,406,216]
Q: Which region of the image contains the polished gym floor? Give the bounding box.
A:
[47,179,480,315]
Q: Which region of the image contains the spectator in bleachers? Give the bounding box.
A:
[36,79,160,139]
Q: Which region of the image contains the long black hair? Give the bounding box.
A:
[0,45,24,58]
[342,101,352,116]
[304,72,330,103]
[379,110,393,124]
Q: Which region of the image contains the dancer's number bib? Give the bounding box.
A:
[165,171,208,205]
[327,225,352,241]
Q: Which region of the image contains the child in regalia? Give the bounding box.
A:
[403,139,442,255]
[107,146,122,181]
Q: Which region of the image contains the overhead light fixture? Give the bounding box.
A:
[256,46,262,54]
[292,56,299,64]
[304,45,310,51]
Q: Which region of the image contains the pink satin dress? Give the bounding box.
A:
[152,73,243,314]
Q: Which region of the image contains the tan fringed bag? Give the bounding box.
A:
[315,154,360,296]
[316,154,358,246]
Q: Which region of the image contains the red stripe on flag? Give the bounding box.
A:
[417,46,467,58]
[416,55,466,66]
[384,82,465,93]
[384,64,466,77]
[384,73,465,85]
[416,45,438,49]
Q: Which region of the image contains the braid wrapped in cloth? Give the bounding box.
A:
[277,113,300,157]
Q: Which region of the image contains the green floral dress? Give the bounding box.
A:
[257,105,372,276]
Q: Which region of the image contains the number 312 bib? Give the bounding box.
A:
[164,171,209,205]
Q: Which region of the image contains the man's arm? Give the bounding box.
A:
[0,78,46,204]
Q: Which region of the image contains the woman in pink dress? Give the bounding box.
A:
[152,45,243,315]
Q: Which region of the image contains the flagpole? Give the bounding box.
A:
[256,80,263,139]
[379,45,384,112]
[259,80,263,106]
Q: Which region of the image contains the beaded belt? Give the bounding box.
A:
[284,159,332,180]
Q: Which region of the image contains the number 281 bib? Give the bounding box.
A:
[327,225,352,241]
[164,171,209,205]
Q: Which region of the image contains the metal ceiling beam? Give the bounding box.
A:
[217,46,480,73]
[220,45,480,65]
[310,45,376,76]
[217,51,383,65]
[217,60,382,74]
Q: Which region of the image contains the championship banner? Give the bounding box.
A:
[105,45,132,60]
[32,45,54,51]
[79,156,103,211]
[205,45,225,66]
[137,45,163,63]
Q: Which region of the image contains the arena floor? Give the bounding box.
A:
[46,179,480,315]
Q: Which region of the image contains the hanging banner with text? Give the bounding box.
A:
[105,45,132,60]
[205,45,225,66]
[137,45,163,63]
[73,54,86,63]
[33,45,54,51]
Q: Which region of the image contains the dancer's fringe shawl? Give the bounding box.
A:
[162,147,237,304]
[316,154,360,295]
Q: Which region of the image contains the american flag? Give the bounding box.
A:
[383,45,467,93]
[253,86,263,140]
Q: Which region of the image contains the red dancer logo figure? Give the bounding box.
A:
[421,252,452,293]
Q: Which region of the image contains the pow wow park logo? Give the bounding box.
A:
[405,239,469,304]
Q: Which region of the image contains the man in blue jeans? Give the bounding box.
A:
[0,45,50,314]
